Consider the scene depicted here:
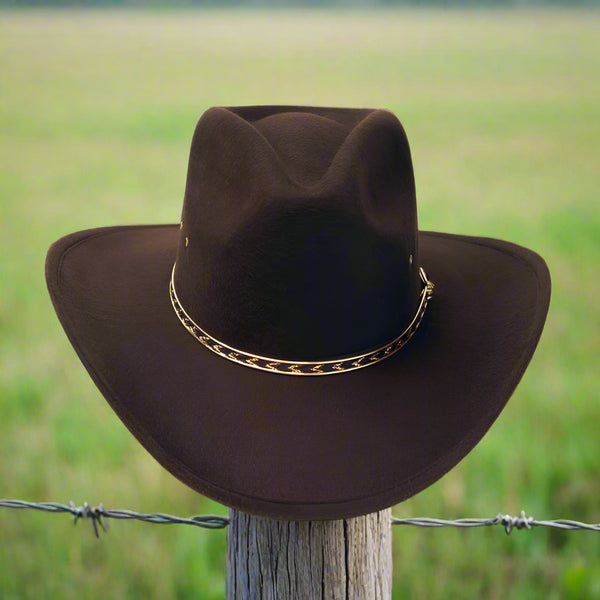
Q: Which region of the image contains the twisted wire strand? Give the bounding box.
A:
[1,500,599,538]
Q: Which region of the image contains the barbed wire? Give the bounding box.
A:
[391,511,600,535]
[1,499,599,538]
[0,499,229,537]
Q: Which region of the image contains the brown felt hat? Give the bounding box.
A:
[46,106,551,520]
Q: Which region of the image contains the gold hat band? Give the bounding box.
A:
[170,264,434,376]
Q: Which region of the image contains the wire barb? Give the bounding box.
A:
[2,500,600,537]
[69,501,108,538]
[497,510,534,534]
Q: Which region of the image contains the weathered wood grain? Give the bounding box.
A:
[227,508,392,599]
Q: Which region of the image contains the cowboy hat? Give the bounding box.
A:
[46,106,550,520]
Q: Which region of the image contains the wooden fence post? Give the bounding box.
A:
[226,507,392,599]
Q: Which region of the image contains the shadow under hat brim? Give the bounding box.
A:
[46,225,550,520]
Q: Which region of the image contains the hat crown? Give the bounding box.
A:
[175,106,420,361]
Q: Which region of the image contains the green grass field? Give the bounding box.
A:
[1,7,599,599]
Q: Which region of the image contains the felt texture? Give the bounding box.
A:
[176,107,418,360]
[45,106,551,520]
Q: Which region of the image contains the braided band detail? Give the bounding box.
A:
[170,265,434,376]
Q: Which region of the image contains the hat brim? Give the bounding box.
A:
[46,225,550,520]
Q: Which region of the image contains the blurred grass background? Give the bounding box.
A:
[1,7,599,599]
